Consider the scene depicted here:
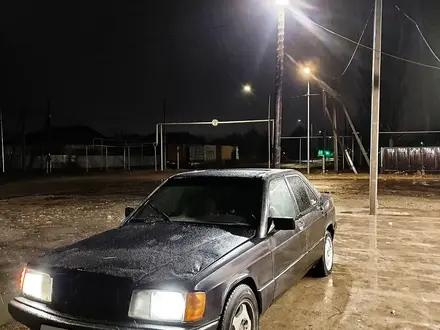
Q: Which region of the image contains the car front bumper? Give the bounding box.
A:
[9,297,219,330]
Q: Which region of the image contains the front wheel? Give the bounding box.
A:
[313,230,334,277]
[219,284,259,330]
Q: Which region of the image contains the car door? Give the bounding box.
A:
[266,178,307,299]
[285,175,326,268]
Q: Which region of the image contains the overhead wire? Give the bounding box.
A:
[294,10,440,71]
[335,5,374,79]
[394,4,440,64]
[151,6,440,72]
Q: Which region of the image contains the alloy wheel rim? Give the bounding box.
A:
[232,302,252,330]
[324,236,333,270]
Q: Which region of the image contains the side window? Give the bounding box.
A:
[268,179,299,218]
[303,182,318,205]
[286,176,311,213]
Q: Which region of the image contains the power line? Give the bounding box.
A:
[394,5,440,64]
[297,11,440,71]
[336,5,374,78]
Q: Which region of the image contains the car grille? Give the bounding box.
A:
[50,269,134,322]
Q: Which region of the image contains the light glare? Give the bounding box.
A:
[129,290,186,322]
[304,67,311,74]
[276,0,289,6]
[242,84,252,93]
[151,291,186,321]
[22,270,52,302]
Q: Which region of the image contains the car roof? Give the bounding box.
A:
[172,168,300,180]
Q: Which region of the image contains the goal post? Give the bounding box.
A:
[155,119,274,171]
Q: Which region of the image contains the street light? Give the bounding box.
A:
[242,84,252,94]
[302,66,312,175]
[273,0,287,169]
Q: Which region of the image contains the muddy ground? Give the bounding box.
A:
[0,171,439,329]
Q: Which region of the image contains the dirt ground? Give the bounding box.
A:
[1,170,440,329]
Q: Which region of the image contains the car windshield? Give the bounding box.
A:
[129,176,263,228]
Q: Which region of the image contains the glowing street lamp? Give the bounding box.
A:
[275,0,289,6]
[303,67,311,75]
[242,84,252,94]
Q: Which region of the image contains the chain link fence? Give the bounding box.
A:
[281,135,358,167]
[2,144,157,173]
[82,144,157,172]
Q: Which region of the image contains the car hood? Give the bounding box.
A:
[37,222,254,284]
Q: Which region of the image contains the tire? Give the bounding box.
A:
[219,284,259,330]
[313,230,334,277]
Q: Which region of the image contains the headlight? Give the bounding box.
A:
[128,290,206,322]
[20,268,53,303]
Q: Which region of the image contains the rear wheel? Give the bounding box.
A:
[313,230,334,277]
[219,284,259,330]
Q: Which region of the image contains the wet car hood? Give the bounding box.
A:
[37,221,255,284]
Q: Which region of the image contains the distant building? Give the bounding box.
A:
[5,125,107,171]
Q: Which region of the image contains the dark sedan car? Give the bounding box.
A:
[9,169,336,330]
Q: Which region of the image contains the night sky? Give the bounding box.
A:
[1,0,439,138]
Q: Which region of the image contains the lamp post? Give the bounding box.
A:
[242,84,273,168]
[273,0,287,169]
[303,66,311,175]
[296,119,302,163]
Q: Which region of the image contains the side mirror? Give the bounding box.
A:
[270,217,296,231]
[125,207,135,218]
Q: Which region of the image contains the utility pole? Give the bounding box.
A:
[369,0,383,215]
[0,110,4,173]
[306,78,311,175]
[322,91,327,153]
[267,94,271,169]
[163,98,167,170]
[342,105,370,166]
[273,5,286,169]
[322,90,356,174]
[333,104,338,172]
[46,105,52,174]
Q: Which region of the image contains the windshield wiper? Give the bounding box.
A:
[146,201,171,222]
[175,219,252,227]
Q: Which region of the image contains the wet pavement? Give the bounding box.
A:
[261,211,440,329]
[1,171,440,329]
